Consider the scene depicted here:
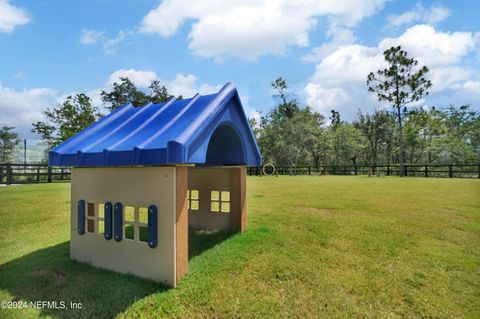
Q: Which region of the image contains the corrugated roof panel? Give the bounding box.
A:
[48,83,262,167]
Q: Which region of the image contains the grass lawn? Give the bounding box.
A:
[0,176,479,318]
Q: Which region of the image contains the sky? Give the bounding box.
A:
[1,0,479,143]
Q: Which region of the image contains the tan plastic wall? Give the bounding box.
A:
[188,167,246,232]
[70,167,177,287]
[175,166,189,284]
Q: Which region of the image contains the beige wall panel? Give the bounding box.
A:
[70,167,176,287]
[188,167,246,232]
[230,167,247,232]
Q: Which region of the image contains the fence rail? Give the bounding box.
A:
[1,163,478,184]
[248,164,480,179]
[0,163,71,184]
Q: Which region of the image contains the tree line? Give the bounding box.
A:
[252,92,479,168]
[0,46,478,168]
[253,47,479,173]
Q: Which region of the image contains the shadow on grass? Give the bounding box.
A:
[0,230,234,319]
[188,228,235,260]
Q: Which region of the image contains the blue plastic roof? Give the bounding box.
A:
[49,83,262,167]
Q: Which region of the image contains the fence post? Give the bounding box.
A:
[6,162,12,185]
[404,165,408,176]
[308,166,311,175]
[478,165,480,179]
[47,166,52,183]
[0,165,3,183]
[425,165,428,177]
[386,165,390,176]
[449,165,453,178]
[60,168,64,180]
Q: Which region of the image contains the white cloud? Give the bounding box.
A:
[428,67,471,92]
[426,5,450,24]
[304,24,478,118]
[107,69,158,88]
[311,44,385,86]
[475,32,480,44]
[139,0,386,60]
[302,24,357,62]
[167,73,220,97]
[463,80,480,91]
[386,9,419,28]
[0,0,30,33]
[80,28,104,44]
[462,80,480,98]
[106,68,219,98]
[246,108,261,123]
[79,28,133,55]
[86,88,104,109]
[380,24,475,66]
[0,85,58,138]
[310,24,475,87]
[386,4,450,29]
[304,83,351,113]
[103,30,133,55]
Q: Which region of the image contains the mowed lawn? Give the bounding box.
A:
[0,176,479,318]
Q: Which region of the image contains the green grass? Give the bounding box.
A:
[0,176,479,318]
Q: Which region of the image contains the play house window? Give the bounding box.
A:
[188,190,199,211]
[210,191,230,213]
[138,207,148,242]
[79,201,155,247]
[120,206,149,243]
[87,202,95,233]
[97,203,105,235]
[124,206,135,240]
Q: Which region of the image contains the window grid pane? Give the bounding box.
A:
[211,201,220,212]
[188,190,200,211]
[125,206,135,222]
[211,191,219,201]
[83,202,152,244]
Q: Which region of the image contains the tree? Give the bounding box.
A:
[297,108,326,168]
[256,77,302,166]
[101,78,180,112]
[329,123,364,165]
[439,105,480,164]
[149,80,178,104]
[32,94,102,148]
[101,77,149,111]
[367,46,431,176]
[417,107,443,164]
[0,126,20,163]
[330,110,342,129]
[354,110,392,167]
[271,77,299,119]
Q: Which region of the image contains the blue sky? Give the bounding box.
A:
[1,0,479,142]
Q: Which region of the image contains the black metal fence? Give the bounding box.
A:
[248,164,480,178]
[0,163,71,184]
[1,163,479,184]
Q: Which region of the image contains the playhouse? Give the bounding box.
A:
[49,83,262,287]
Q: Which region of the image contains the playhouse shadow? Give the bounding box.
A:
[0,232,234,318]
[188,228,235,259]
[0,242,165,319]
